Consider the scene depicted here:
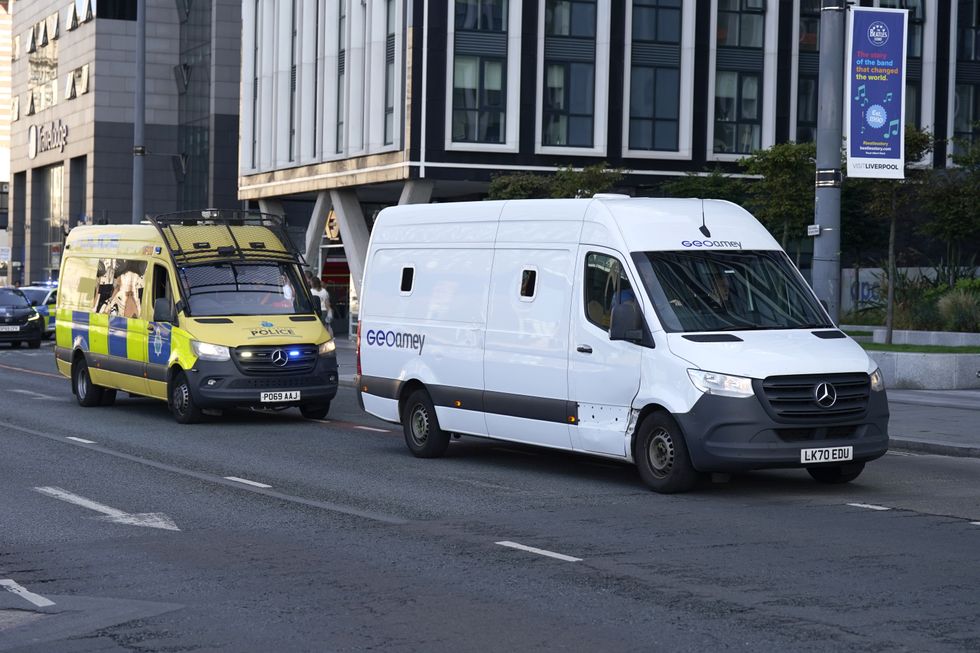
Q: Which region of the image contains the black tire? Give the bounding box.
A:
[73,359,104,407]
[807,462,865,484]
[170,371,204,424]
[300,403,330,420]
[28,339,41,349]
[402,389,450,458]
[635,412,701,493]
[100,389,117,406]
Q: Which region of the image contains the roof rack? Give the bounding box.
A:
[148,209,306,267]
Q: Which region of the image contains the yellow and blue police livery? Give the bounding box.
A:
[19,284,58,338]
[55,210,338,424]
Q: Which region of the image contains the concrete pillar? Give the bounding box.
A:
[304,191,331,271]
[330,189,370,296]
[258,199,285,217]
[398,180,433,205]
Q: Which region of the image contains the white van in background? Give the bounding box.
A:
[355,197,888,492]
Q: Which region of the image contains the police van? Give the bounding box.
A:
[55,210,338,423]
[355,197,889,492]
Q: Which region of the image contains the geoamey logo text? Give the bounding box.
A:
[365,329,425,355]
[681,239,742,248]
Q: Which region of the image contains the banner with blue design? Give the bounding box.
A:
[845,7,907,179]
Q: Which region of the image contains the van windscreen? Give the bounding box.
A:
[631,250,833,333]
[178,262,313,317]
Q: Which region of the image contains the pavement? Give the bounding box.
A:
[330,336,980,460]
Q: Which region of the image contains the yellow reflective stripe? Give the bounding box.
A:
[89,313,109,355]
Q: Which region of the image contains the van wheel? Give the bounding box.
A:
[73,359,104,407]
[402,389,450,458]
[807,462,865,484]
[635,412,700,493]
[170,371,203,424]
[300,403,330,420]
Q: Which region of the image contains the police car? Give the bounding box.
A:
[19,283,58,338]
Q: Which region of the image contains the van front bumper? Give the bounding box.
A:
[675,390,889,472]
[184,354,339,409]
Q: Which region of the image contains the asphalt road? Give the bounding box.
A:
[1,343,978,652]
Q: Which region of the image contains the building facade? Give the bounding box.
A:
[239,0,980,314]
[8,0,240,284]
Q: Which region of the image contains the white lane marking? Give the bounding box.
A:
[0,579,56,607]
[33,486,180,531]
[10,388,59,400]
[224,476,272,489]
[847,502,891,511]
[354,425,391,433]
[495,541,582,563]
[66,436,96,444]
[970,522,980,526]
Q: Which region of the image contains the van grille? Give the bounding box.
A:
[756,373,870,421]
[232,344,318,375]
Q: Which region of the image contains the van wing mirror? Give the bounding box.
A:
[153,298,177,323]
[609,301,644,343]
[311,294,323,317]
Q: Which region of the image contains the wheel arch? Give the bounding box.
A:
[397,379,427,422]
[630,403,676,462]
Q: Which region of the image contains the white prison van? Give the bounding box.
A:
[355,197,888,492]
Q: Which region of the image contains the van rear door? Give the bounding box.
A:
[567,247,642,456]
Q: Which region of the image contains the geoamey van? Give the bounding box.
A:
[55,210,338,423]
[355,197,889,492]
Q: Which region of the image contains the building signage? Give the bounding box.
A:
[27,120,69,160]
[845,7,907,180]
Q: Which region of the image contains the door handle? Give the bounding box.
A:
[576,345,593,354]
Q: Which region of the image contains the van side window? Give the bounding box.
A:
[94,258,147,319]
[152,264,172,307]
[520,268,537,300]
[584,253,635,331]
[400,266,415,294]
[59,257,97,310]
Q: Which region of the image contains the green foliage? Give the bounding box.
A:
[937,290,980,332]
[739,142,816,247]
[661,168,747,205]
[487,163,625,200]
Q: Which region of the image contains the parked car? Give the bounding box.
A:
[0,287,44,348]
[19,283,58,338]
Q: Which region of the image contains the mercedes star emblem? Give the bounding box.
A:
[814,382,837,408]
[271,349,288,367]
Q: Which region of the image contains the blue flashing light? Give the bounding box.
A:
[289,350,300,357]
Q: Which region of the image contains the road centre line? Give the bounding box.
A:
[354,425,391,433]
[495,541,582,562]
[971,522,980,526]
[847,503,891,511]
[0,362,67,380]
[224,476,272,489]
[0,579,56,607]
[4,420,407,525]
[66,436,97,444]
[11,388,59,400]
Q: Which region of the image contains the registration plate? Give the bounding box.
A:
[801,446,853,464]
[0,325,19,332]
[260,390,301,402]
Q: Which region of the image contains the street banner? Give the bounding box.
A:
[845,7,908,179]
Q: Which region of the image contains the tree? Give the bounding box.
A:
[854,126,933,344]
[660,168,747,205]
[487,163,625,200]
[738,142,816,250]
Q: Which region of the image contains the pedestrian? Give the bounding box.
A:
[310,276,333,337]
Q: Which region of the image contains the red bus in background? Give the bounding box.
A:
[320,258,350,335]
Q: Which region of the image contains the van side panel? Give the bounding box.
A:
[483,247,575,449]
[360,245,493,435]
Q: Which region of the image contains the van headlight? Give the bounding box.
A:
[688,369,755,398]
[191,340,231,361]
[870,368,885,392]
[318,340,336,355]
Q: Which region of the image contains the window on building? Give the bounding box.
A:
[905,80,919,129]
[453,57,505,143]
[384,0,396,145]
[96,0,138,21]
[799,0,820,51]
[958,0,980,62]
[632,0,681,42]
[542,0,596,148]
[715,71,760,153]
[289,0,297,162]
[717,0,766,49]
[796,75,817,142]
[251,0,259,167]
[954,84,980,146]
[545,0,596,37]
[337,1,346,153]
[628,1,681,151]
[455,0,507,31]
